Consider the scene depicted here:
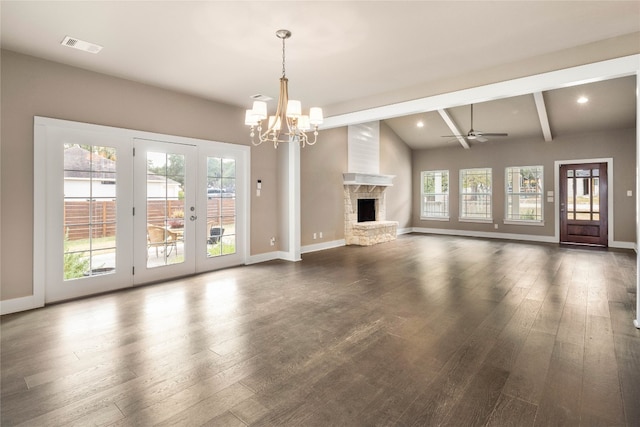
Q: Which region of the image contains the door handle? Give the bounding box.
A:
[190,215,197,221]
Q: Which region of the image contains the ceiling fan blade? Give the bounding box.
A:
[478,132,508,137]
[441,135,464,138]
[475,136,489,143]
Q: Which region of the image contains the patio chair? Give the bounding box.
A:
[147,224,179,257]
[208,226,225,245]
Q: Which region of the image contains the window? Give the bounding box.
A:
[505,166,544,223]
[421,170,449,219]
[460,168,492,221]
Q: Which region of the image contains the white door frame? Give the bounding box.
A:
[33,117,250,304]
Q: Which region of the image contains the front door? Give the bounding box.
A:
[559,162,608,246]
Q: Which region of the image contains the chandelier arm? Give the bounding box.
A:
[305,127,319,146]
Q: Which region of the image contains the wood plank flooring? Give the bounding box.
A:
[2,234,639,426]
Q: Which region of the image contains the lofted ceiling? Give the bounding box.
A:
[1,1,638,149]
[385,76,637,149]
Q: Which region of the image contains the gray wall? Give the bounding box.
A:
[412,128,636,243]
[1,49,279,300]
[380,122,413,230]
[301,127,348,246]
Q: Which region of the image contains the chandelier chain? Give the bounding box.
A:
[281,36,286,78]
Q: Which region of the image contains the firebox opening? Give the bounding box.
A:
[358,199,376,222]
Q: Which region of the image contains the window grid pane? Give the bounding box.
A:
[460,168,492,220]
[505,166,543,222]
[421,170,449,218]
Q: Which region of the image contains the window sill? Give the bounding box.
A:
[459,218,493,224]
[420,216,450,222]
[503,220,545,227]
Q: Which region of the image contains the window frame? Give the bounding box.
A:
[459,167,493,223]
[420,170,450,221]
[504,165,544,225]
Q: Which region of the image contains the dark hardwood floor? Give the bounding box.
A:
[2,234,639,426]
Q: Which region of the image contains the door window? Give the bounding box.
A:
[63,144,118,279]
[146,151,186,268]
[206,157,236,257]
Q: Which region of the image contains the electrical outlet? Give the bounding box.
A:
[313,233,317,239]
[319,232,323,238]
[494,224,498,229]
[270,237,275,246]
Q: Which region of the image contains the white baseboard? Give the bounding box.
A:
[412,227,636,250]
[397,227,413,235]
[302,239,345,254]
[1,294,44,315]
[411,227,557,244]
[246,251,281,265]
[610,241,636,250]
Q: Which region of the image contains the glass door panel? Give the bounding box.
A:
[133,139,196,284]
[197,146,246,272]
[205,156,236,258]
[63,144,118,279]
[146,151,186,268]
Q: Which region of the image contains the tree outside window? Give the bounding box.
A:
[460,168,492,221]
[506,166,543,222]
[421,170,449,219]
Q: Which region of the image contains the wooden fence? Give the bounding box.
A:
[64,198,236,240]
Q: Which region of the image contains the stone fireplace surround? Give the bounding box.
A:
[343,175,398,246]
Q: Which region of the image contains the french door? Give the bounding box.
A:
[43,125,134,302]
[133,139,197,284]
[559,162,608,247]
[37,117,248,303]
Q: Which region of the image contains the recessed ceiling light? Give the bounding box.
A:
[61,36,103,54]
[577,96,589,104]
[417,121,424,128]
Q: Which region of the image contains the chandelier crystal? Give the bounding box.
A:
[244,29,323,148]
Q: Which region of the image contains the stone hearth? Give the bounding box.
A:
[344,184,398,246]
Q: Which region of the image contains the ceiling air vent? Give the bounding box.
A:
[61,36,103,54]
[250,94,273,102]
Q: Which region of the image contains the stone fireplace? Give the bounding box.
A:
[344,173,398,246]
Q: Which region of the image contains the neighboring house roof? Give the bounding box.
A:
[63,146,179,184]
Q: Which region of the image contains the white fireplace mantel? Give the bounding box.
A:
[343,172,395,187]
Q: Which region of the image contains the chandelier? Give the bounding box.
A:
[244,29,323,148]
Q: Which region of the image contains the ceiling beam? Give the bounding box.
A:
[437,109,470,149]
[323,55,638,129]
[533,92,553,142]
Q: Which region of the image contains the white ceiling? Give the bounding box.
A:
[1,1,639,149]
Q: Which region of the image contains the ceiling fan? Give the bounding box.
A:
[442,104,508,143]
